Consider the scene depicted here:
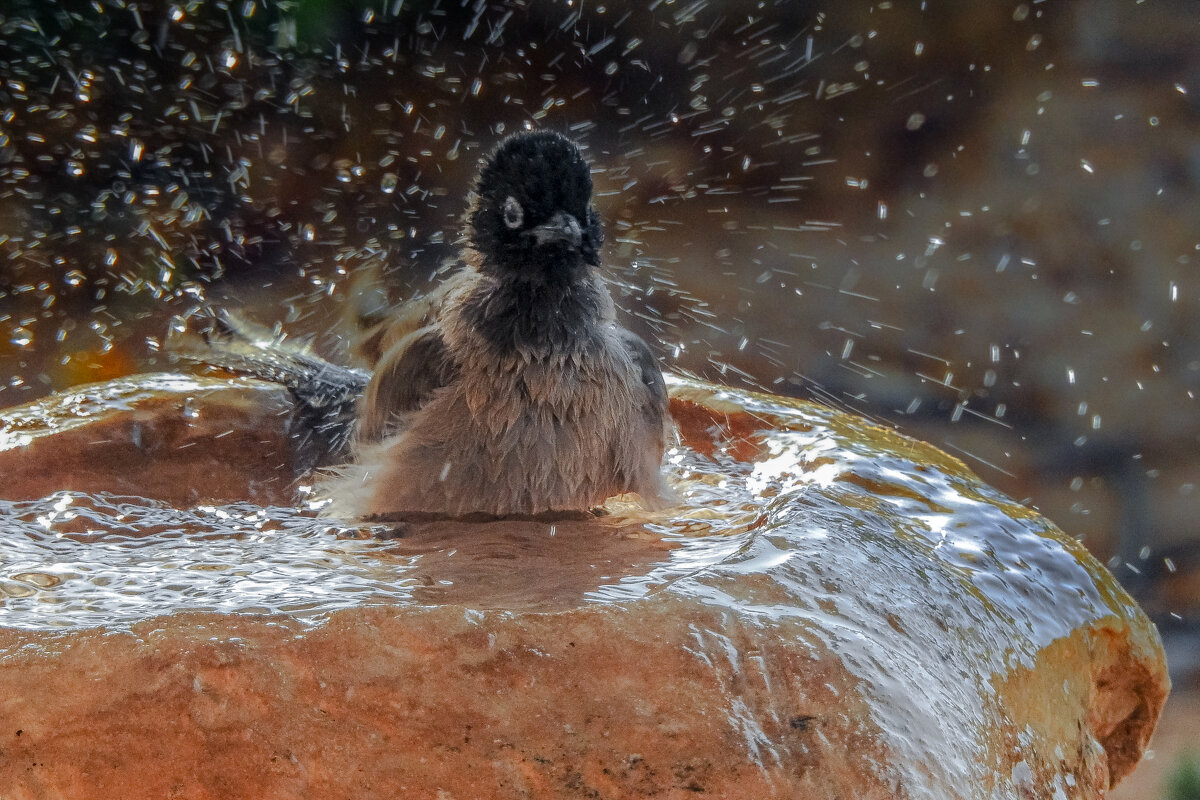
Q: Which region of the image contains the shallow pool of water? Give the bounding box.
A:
[0,377,1124,646]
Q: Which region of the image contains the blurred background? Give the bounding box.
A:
[0,0,1197,793]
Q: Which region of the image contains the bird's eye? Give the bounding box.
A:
[502,196,524,229]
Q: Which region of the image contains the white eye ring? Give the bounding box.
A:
[502,196,524,229]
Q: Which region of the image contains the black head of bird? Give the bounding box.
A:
[468,131,604,286]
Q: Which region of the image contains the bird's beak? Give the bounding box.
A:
[530,210,583,249]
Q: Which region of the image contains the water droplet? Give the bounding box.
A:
[10,327,32,347]
[380,173,398,194]
[906,113,926,131]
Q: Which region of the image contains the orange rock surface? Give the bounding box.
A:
[0,374,1169,799]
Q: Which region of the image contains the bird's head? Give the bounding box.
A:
[468,131,604,285]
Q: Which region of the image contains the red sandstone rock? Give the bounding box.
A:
[0,374,1169,799]
[0,374,297,505]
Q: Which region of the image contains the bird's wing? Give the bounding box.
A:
[358,323,458,442]
[353,270,471,369]
[618,329,668,417]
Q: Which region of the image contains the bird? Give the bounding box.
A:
[178,130,671,520]
[327,130,671,519]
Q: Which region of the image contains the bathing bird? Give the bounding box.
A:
[333,130,670,518]
[181,131,670,520]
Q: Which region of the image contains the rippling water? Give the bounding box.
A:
[0,443,748,630]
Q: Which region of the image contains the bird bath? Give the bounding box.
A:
[0,372,1168,798]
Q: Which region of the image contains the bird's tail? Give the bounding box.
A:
[169,307,368,465]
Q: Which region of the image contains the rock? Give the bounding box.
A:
[0,374,298,506]
[0,373,1169,798]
